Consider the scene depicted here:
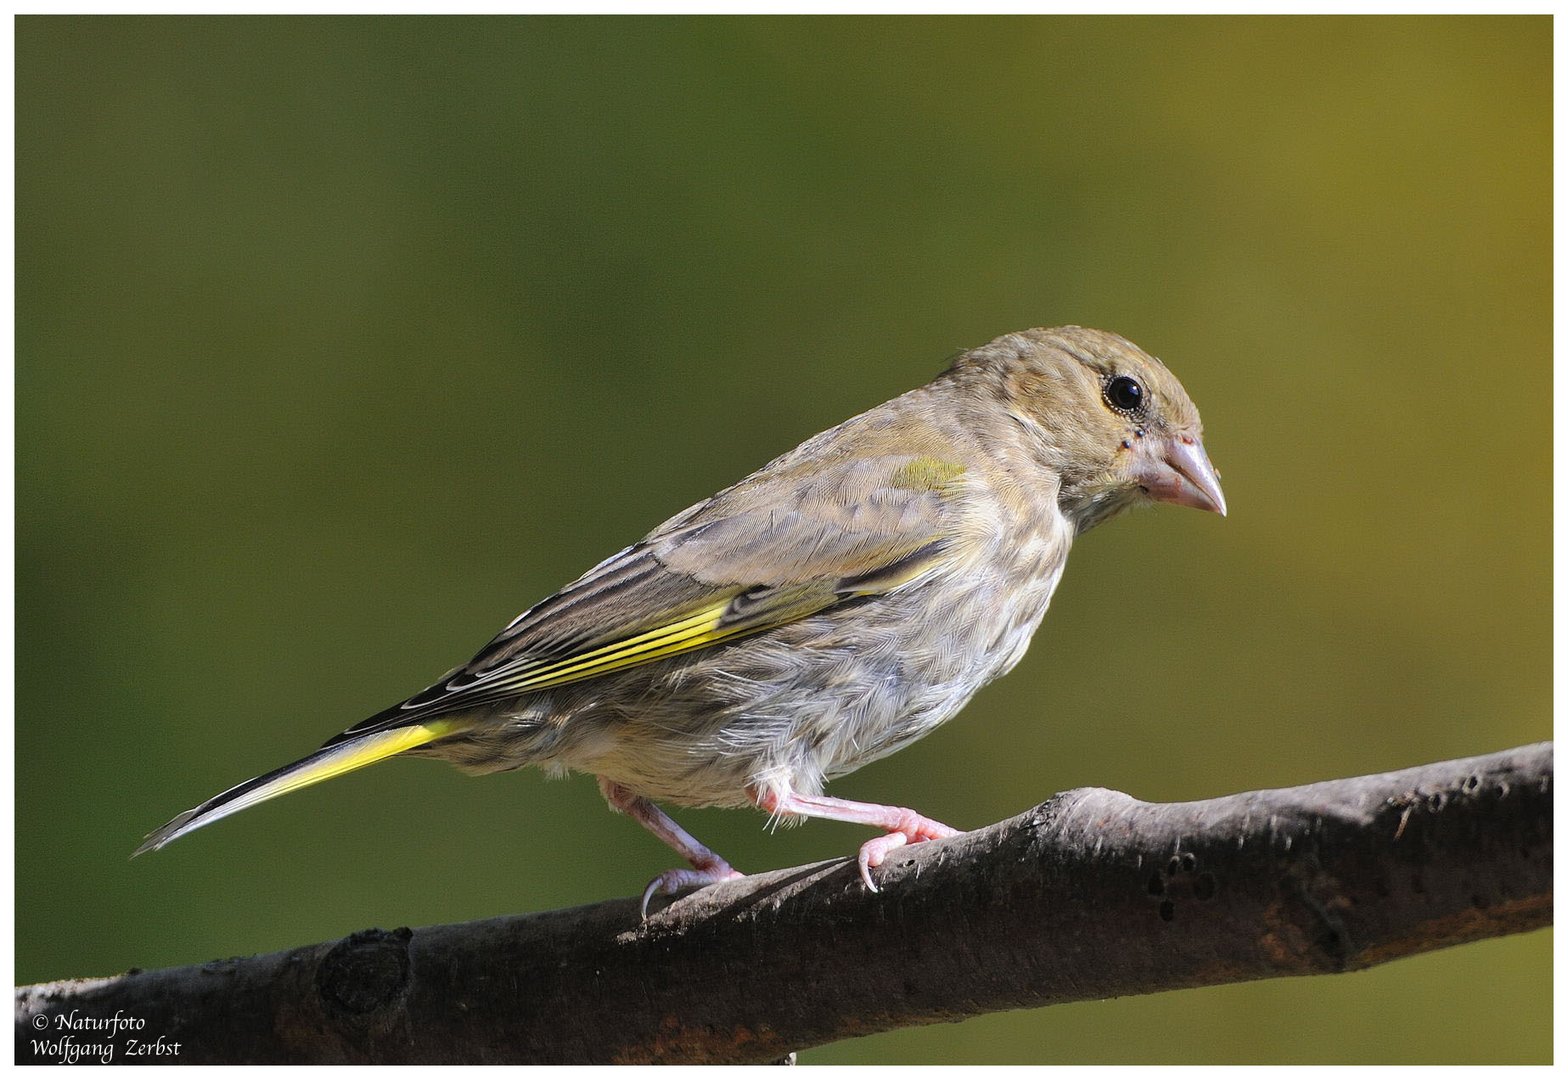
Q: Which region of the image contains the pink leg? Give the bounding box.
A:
[599,778,744,917]
[754,788,959,892]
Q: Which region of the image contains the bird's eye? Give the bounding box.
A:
[1104,375,1144,413]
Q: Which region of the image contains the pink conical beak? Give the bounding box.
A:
[1136,434,1226,516]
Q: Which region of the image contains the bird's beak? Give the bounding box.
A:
[1135,434,1227,516]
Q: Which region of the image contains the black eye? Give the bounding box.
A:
[1105,375,1144,413]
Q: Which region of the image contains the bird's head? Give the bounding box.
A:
[963,326,1226,534]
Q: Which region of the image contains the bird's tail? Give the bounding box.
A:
[132,721,461,856]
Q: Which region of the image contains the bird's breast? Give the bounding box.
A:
[777,508,1073,783]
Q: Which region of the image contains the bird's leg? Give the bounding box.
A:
[753,788,959,892]
[598,777,745,917]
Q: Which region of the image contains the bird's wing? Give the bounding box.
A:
[327,453,970,742]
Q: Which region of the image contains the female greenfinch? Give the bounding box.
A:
[137,326,1224,915]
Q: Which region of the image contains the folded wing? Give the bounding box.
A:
[328,452,970,742]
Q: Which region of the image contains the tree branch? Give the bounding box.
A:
[17,743,1552,1064]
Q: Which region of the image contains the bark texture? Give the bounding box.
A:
[16,742,1552,1063]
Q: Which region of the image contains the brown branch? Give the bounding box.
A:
[16,743,1552,1064]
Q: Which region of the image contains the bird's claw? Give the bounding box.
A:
[855,813,960,891]
[639,864,745,919]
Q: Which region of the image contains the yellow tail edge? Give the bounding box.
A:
[133,720,459,857]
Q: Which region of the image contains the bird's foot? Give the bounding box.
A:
[856,811,959,891]
[640,861,746,919]
[752,787,961,893]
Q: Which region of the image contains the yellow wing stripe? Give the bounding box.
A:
[482,548,951,699]
[495,602,732,683]
[496,600,738,693]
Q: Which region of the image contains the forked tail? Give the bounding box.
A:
[132,721,460,856]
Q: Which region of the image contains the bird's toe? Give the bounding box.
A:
[639,864,745,919]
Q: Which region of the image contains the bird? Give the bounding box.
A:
[135,325,1225,915]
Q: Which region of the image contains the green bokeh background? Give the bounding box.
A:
[17,15,1550,1064]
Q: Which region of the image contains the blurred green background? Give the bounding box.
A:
[17,15,1549,1064]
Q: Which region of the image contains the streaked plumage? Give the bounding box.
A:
[137,326,1224,913]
